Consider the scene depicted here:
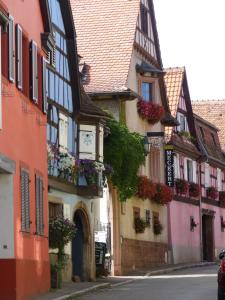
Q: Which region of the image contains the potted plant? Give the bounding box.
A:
[137,97,165,124]
[206,186,218,200]
[137,176,156,200]
[175,179,188,195]
[152,183,173,205]
[134,217,147,233]
[189,182,200,198]
[49,217,77,289]
[153,220,163,235]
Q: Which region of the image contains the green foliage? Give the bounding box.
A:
[104,119,146,202]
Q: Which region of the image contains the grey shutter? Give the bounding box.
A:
[42,57,47,113]
[31,40,38,102]
[21,169,30,232]
[35,176,44,235]
[8,15,15,82]
[16,24,23,90]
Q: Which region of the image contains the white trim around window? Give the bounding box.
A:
[16,24,23,90]
[31,40,38,103]
[8,15,15,83]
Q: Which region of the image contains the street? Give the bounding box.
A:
[76,265,218,300]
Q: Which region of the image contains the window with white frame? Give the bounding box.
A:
[177,112,188,132]
[141,82,153,102]
[16,24,23,90]
[8,15,15,83]
[187,159,193,182]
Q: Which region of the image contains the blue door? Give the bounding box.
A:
[72,211,84,280]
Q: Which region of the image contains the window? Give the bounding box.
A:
[35,175,44,235]
[141,82,152,102]
[31,40,38,102]
[146,210,151,226]
[8,15,15,82]
[140,3,148,35]
[22,33,30,98]
[153,211,159,227]
[21,169,30,232]
[187,160,193,182]
[180,115,186,131]
[42,57,47,113]
[16,24,22,90]
[133,207,140,219]
[49,202,63,219]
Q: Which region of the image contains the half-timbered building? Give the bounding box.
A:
[71,0,176,275]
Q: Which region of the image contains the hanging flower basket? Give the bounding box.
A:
[134,217,147,233]
[175,179,188,195]
[137,176,156,200]
[206,186,218,200]
[137,98,165,124]
[189,182,200,198]
[152,183,173,205]
[153,221,163,235]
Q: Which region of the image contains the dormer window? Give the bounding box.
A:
[177,112,188,132]
[141,82,152,102]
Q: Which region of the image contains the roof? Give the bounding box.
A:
[192,100,225,150]
[70,0,140,94]
[164,67,185,118]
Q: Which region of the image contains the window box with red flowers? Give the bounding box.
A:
[134,217,147,234]
[206,186,218,200]
[175,179,188,195]
[137,98,165,124]
[153,220,163,235]
[137,176,156,200]
[152,183,173,205]
[189,182,200,198]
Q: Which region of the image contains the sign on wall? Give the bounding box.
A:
[165,145,174,187]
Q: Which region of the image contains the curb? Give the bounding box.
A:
[53,283,111,300]
[145,262,216,277]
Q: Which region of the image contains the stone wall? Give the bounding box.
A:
[121,238,167,274]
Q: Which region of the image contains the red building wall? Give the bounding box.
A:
[0,1,50,299]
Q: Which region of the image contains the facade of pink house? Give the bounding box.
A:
[165,67,225,264]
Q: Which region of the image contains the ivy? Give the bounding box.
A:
[104,119,146,202]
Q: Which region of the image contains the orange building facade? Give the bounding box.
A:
[0,1,52,299]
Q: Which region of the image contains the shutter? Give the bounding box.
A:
[42,57,47,114]
[59,113,68,150]
[22,34,29,97]
[21,169,30,231]
[217,168,222,191]
[40,178,44,234]
[8,15,15,82]
[0,26,2,130]
[98,125,104,162]
[1,26,8,78]
[31,40,38,102]
[35,175,40,234]
[16,24,23,90]
[176,112,180,132]
[205,163,210,188]
[193,161,197,183]
[79,124,96,160]
[37,52,43,111]
[184,158,188,180]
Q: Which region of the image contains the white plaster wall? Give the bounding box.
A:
[0,174,14,258]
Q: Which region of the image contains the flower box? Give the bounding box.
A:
[206,186,218,200]
[189,182,200,198]
[137,98,165,124]
[137,176,156,200]
[152,183,173,205]
[153,221,163,235]
[175,179,188,195]
[134,217,147,234]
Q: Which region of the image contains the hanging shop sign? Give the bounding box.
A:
[165,145,174,187]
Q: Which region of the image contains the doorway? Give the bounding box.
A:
[202,214,214,261]
[72,209,91,281]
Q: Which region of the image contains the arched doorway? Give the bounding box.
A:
[72,209,91,281]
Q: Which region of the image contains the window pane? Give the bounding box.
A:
[142,82,152,101]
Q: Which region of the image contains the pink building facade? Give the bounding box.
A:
[165,67,225,264]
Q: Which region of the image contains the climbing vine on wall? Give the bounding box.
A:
[104,119,146,202]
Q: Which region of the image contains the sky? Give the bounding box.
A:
[154,0,225,100]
